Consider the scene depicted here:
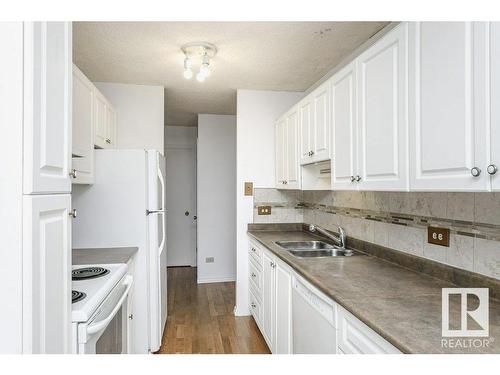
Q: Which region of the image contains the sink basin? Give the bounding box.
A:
[274,240,361,258]
[274,240,334,250]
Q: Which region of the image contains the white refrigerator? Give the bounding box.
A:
[72,149,167,353]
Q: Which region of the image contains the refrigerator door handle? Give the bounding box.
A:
[146,209,165,215]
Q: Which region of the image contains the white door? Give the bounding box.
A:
[275,117,287,187]
[262,251,275,351]
[312,82,331,162]
[23,22,72,194]
[357,22,408,191]
[409,22,489,191]
[275,261,292,354]
[331,62,358,190]
[165,146,197,267]
[490,22,500,190]
[22,194,71,354]
[299,97,313,164]
[286,108,300,189]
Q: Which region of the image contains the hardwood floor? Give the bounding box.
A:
[156,267,270,354]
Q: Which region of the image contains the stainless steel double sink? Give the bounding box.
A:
[274,240,361,258]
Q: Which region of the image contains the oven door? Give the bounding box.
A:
[77,275,133,354]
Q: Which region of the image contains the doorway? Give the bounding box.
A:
[165,145,197,267]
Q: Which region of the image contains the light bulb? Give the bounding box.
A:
[183,68,193,79]
[196,71,206,82]
[184,57,192,69]
[200,63,210,77]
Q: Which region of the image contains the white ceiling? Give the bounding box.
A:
[73,22,388,127]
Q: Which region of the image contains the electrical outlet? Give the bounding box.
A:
[205,257,215,263]
[258,206,272,215]
[244,182,253,196]
[427,226,450,247]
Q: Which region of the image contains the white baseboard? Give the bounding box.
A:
[234,304,251,316]
[197,275,236,284]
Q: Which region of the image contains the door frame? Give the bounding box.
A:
[165,144,197,267]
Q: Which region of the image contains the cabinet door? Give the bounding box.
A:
[357,22,408,191]
[23,194,71,353]
[331,62,358,190]
[275,261,292,354]
[72,64,94,182]
[275,117,287,187]
[409,22,489,191]
[262,251,275,351]
[299,97,313,164]
[106,105,117,148]
[490,22,500,191]
[23,22,72,194]
[94,90,108,148]
[312,82,331,162]
[286,108,300,189]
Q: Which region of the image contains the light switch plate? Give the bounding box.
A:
[244,182,253,196]
[427,226,450,247]
[258,206,272,215]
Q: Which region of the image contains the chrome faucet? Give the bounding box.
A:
[308,224,346,249]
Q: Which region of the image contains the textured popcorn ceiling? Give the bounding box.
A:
[73,22,388,127]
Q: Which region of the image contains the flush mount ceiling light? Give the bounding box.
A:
[181,42,217,82]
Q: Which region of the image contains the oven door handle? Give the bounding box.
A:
[86,275,133,335]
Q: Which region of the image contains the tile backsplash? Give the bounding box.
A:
[253,189,500,281]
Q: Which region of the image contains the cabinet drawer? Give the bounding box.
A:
[249,287,262,327]
[337,307,401,354]
[248,239,262,266]
[248,259,262,295]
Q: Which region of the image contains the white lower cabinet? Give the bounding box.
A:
[248,237,402,354]
[337,306,401,354]
[23,194,72,353]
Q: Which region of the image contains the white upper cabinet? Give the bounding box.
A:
[357,22,408,191]
[23,22,72,194]
[489,22,500,191]
[331,62,358,190]
[409,22,489,191]
[72,64,94,184]
[23,194,72,354]
[94,88,116,149]
[275,116,287,186]
[276,107,301,189]
[299,82,331,165]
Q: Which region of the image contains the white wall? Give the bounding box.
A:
[235,89,303,315]
[95,82,164,152]
[197,115,237,283]
[164,125,197,149]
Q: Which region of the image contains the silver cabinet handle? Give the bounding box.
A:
[69,209,77,218]
[350,176,355,182]
[471,167,481,177]
[146,209,165,215]
[128,314,134,320]
[251,247,257,253]
[69,169,77,178]
[106,138,111,144]
[284,181,288,185]
[355,175,361,182]
[251,302,256,308]
[487,164,498,175]
[310,151,315,156]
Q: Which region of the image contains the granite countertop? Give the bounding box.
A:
[73,247,138,266]
[248,228,500,354]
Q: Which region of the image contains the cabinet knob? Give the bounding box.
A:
[69,169,77,178]
[310,151,315,156]
[487,164,498,175]
[106,138,111,144]
[251,302,256,308]
[251,272,256,278]
[355,175,361,182]
[350,176,355,182]
[284,181,288,185]
[128,314,134,320]
[251,247,256,252]
[69,209,77,218]
[471,167,481,177]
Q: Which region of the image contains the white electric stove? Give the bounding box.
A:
[71,264,133,354]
